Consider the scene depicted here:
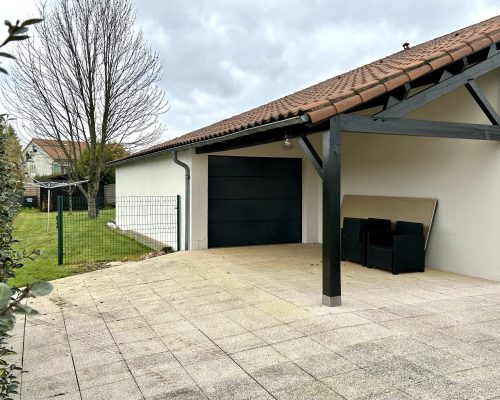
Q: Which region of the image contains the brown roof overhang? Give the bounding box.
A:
[110,15,500,166]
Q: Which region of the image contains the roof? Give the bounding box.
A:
[118,15,500,164]
[28,139,87,161]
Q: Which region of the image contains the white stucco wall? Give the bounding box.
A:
[116,68,500,281]
[339,69,500,281]
[24,144,54,177]
[115,151,189,251]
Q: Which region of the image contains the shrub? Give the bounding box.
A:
[0,18,52,399]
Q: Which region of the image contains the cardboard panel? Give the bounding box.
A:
[341,195,438,248]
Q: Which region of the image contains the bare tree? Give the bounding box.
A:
[4,0,168,217]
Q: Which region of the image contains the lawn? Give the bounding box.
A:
[11,208,151,287]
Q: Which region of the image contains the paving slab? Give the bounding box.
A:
[231,345,288,372]
[80,378,143,400]
[272,336,328,360]
[322,368,391,400]
[273,380,344,400]
[183,356,248,387]
[17,244,500,399]
[21,371,79,400]
[251,361,315,392]
[203,374,270,400]
[77,360,132,389]
[214,332,267,354]
[253,323,303,344]
[293,352,357,379]
[145,385,209,400]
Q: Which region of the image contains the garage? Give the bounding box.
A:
[208,155,302,247]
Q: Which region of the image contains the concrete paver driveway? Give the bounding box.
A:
[13,244,500,399]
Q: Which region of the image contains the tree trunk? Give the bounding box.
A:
[88,197,97,219]
[86,181,99,219]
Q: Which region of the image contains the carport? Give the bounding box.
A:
[197,42,500,306]
[111,18,500,306]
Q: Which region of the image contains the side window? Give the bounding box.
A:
[52,163,62,175]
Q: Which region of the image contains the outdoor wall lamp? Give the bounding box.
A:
[283,135,293,150]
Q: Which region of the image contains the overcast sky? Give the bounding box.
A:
[2,1,500,143]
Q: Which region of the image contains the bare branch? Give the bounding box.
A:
[3,0,168,217]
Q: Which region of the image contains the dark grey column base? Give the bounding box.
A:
[322,295,342,307]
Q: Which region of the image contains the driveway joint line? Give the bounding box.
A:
[116,282,211,400]
[57,287,84,400]
[85,285,147,400]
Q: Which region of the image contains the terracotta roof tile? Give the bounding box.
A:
[382,74,411,92]
[406,63,433,80]
[428,54,453,70]
[120,15,500,162]
[358,84,387,103]
[31,138,86,161]
[469,36,493,51]
[490,30,500,42]
[448,45,474,60]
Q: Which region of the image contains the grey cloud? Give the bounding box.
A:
[3,0,500,141]
[133,0,499,139]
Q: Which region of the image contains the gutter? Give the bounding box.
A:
[172,151,190,251]
[108,114,311,167]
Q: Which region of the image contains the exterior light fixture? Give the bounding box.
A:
[283,135,293,150]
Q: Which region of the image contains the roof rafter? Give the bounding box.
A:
[464,79,500,125]
[375,45,500,119]
[297,136,323,179]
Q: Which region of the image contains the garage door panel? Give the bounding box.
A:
[208,220,301,247]
[208,155,302,248]
[208,198,301,222]
[208,156,301,178]
[208,176,301,200]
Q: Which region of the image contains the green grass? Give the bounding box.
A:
[10,208,151,287]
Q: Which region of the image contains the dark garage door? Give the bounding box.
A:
[208,155,302,247]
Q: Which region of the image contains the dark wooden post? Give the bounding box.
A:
[322,116,342,306]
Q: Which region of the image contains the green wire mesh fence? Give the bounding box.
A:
[57,195,180,265]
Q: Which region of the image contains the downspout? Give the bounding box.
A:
[172,151,190,250]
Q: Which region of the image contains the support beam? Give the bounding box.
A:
[384,82,411,110]
[322,116,342,307]
[340,114,500,141]
[464,80,500,125]
[439,69,453,82]
[376,49,500,118]
[488,43,500,57]
[297,136,323,179]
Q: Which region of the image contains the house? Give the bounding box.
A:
[110,16,500,306]
[22,138,87,205]
[23,138,86,178]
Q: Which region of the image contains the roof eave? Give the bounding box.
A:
[108,114,311,167]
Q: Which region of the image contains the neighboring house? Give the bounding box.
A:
[22,138,87,207]
[23,138,86,178]
[110,16,500,304]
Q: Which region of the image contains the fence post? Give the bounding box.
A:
[176,195,181,252]
[57,196,64,265]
